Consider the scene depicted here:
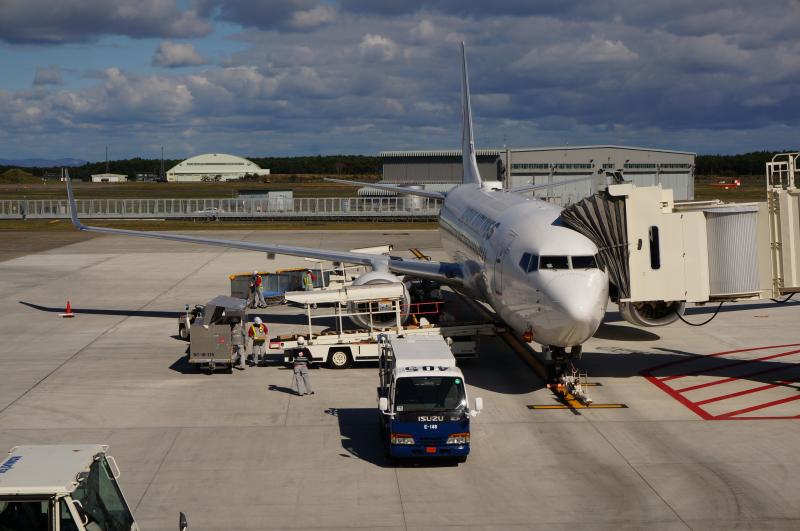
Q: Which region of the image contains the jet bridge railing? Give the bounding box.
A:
[0,196,442,220]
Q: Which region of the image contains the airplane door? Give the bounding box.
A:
[492,232,517,295]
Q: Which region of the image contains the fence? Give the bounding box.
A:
[0,196,442,220]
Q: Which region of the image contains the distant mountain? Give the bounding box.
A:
[0,158,87,168]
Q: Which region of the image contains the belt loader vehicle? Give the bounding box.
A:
[0,444,188,530]
[377,334,483,462]
[271,283,497,369]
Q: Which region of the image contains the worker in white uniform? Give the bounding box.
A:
[230,318,246,370]
[292,336,314,396]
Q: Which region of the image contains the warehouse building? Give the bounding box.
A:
[374,145,695,205]
[166,153,270,182]
[90,172,127,183]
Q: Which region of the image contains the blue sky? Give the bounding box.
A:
[1,0,799,161]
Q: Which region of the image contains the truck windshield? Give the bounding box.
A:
[394,376,466,412]
[0,499,50,530]
[71,457,135,531]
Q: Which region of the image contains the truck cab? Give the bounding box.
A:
[377,335,483,462]
[0,445,138,531]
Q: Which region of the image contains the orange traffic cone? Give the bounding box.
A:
[59,300,74,318]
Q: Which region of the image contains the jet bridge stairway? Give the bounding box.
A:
[562,152,800,307]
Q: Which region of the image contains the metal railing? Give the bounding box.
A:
[0,196,442,220]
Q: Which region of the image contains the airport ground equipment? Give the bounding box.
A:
[186,296,247,372]
[563,155,800,322]
[271,283,497,368]
[376,334,483,462]
[0,444,145,531]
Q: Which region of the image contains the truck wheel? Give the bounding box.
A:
[456,455,467,464]
[327,349,351,369]
[178,325,189,340]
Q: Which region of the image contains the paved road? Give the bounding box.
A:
[1,230,799,530]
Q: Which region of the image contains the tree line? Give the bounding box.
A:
[0,152,792,180]
[0,155,382,180]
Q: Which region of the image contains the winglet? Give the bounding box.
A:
[460,42,482,186]
[64,169,86,230]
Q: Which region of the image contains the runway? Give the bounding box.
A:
[2,229,800,530]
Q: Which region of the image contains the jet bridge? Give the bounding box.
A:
[562,152,800,317]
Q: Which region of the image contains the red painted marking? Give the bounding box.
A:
[644,374,713,420]
[694,380,796,406]
[646,343,800,374]
[641,343,800,421]
[717,395,800,419]
[675,360,800,393]
[659,348,800,382]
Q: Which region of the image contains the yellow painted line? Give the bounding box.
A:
[409,248,431,260]
[528,404,628,410]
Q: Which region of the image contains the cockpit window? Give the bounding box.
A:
[540,256,569,270]
[571,255,598,269]
[519,252,539,273]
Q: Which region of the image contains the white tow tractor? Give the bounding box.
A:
[272,283,497,369]
[0,444,187,531]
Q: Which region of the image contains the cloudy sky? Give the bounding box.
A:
[1,0,799,161]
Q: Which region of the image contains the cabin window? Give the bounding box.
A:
[519,252,540,273]
[540,255,569,270]
[649,226,661,270]
[519,253,532,272]
[571,255,598,269]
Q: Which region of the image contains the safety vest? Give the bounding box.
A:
[249,323,267,341]
[303,273,313,287]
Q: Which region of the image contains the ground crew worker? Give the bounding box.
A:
[292,336,314,395]
[251,270,267,308]
[248,316,268,366]
[302,269,316,291]
[230,317,246,370]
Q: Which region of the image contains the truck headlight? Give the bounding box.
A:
[446,432,470,445]
[391,433,415,445]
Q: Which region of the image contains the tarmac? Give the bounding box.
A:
[1,229,800,530]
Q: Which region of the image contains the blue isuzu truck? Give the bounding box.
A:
[377,334,483,462]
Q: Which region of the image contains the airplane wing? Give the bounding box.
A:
[324,178,446,199]
[64,173,462,285]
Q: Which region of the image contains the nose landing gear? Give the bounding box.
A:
[542,345,592,405]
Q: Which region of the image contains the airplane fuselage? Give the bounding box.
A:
[439,184,609,347]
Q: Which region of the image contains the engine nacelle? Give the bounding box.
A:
[618,300,686,327]
[348,271,411,328]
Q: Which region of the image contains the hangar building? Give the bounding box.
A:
[375,145,695,205]
[166,153,270,182]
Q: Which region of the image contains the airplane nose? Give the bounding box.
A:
[541,272,607,345]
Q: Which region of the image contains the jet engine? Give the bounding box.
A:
[347,271,411,328]
[618,300,685,327]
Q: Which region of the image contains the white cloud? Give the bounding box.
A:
[33,66,63,86]
[152,42,209,68]
[289,5,336,29]
[359,34,399,62]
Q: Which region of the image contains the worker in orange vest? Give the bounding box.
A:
[248,316,268,366]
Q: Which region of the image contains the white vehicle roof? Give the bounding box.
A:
[389,335,460,374]
[0,444,107,496]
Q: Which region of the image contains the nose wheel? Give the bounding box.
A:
[542,345,592,405]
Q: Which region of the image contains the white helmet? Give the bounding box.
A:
[254,316,262,325]
[297,336,306,345]
[253,270,258,274]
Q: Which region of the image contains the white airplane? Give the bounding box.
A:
[64,44,668,366]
